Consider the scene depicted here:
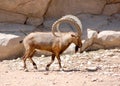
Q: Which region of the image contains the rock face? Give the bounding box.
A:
[0,0,119,25]
[0,0,51,25]
[26,17,43,26]
[106,0,120,4]
[0,23,36,36]
[45,0,106,18]
[0,10,26,24]
[103,3,120,15]
[0,0,51,17]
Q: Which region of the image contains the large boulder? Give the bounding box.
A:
[80,29,120,52]
[103,3,120,15]
[80,29,98,52]
[0,0,51,17]
[0,10,26,24]
[0,23,36,60]
[0,0,51,25]
[0,33,25,60]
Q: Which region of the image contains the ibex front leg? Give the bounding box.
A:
[56,54,63,71]
[46,54,55,71]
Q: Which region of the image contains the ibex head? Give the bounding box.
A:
[52,15,83,49]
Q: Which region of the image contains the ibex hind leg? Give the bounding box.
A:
[22,48,34,71]
[29,50,37,70]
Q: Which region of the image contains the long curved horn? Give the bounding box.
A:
[52,15,82,37]
[51,19,62,37]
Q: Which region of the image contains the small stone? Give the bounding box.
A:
[41,55,45,58]
[53,82,56,85]
[86,66,98,72]
[91,78,98,82]
[93,56,102,62]
[44,72,49,75]
[64,56,70,61]
[5,71,8,73]
[98,79,104,82]
[66,81,69,83]
[87,61,92,65]
[16,58,21,61]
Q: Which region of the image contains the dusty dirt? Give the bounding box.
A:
[0,49,120,86]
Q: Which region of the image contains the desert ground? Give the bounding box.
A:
[0,49,120,86]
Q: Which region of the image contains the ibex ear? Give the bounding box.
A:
[71,34,77,38]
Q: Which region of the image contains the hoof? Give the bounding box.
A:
[46,67,49,71]
[24,69,29,72]
[34,66,38,70]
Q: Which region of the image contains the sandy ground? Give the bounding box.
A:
[0,49,120,86]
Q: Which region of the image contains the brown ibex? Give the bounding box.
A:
[20,15,82,71]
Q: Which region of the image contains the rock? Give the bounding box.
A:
[106,0,120,4]
[97,31,120,48]
[43,19,55,29]
[87,61,92,65]
[79,14,120,30]
[44,72,49,75]
[5,71,8,73]
[0,10,26,24]
[91,78,98,82]
[0,24,35,60]
[86,66,99,72]
[0,33,25,60]
[80,29,120,52]
[0,0,119,25]
[41,55,45,58]
[0,0,51,17]
[26,17,43,26]
[80,29,98,52]
[103,3,120,15]
[0,23,36,36]
[0,33,18,46]
[45,0,106,18]
[64,43,76,54]
[93,57,101,62]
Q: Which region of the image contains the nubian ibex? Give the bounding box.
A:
[20,15,83,71]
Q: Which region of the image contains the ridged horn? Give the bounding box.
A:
[52,15,82,37]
